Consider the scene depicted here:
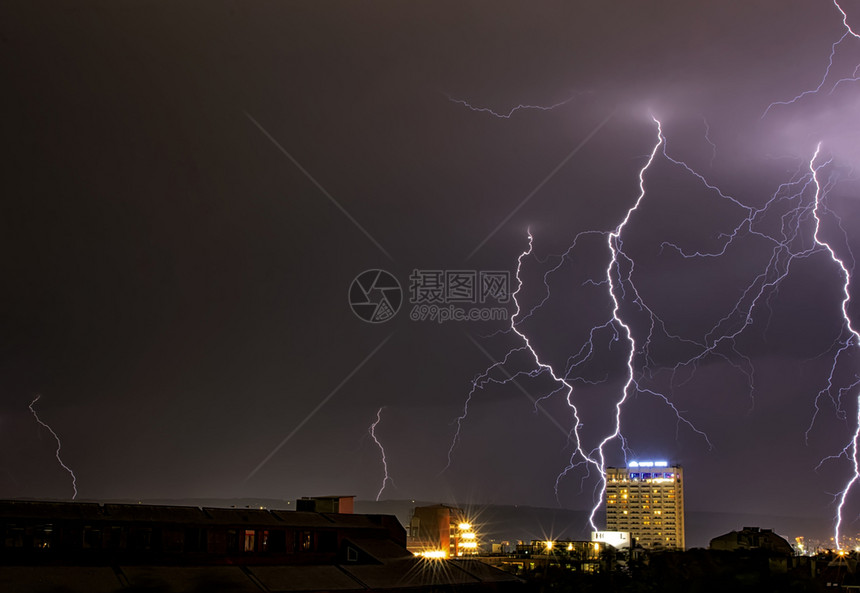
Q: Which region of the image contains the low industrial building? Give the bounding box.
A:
[0,499,520,592]
[472,539,614,576]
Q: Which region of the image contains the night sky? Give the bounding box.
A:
[5,0,860,538]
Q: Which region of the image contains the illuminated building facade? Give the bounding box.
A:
[604,461,684,550]
[406,504,478,557]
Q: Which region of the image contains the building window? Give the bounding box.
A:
[184,528,205,553]
[299,531,313,552]
[107,526,126,550]
[33,524,53,550]
[268,530,286,553]
[83,526,102,549]
[4,525,24,548]
[318,531,337,553]
[244,530,256,553]
[163,528,184,553]
[226,529,239,554]
[130,528,152,551]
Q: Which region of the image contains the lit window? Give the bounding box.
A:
[300,531,312,551]
[244,530,256,553]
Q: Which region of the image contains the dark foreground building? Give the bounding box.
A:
[0,500,520,592]
[709,526,793,556]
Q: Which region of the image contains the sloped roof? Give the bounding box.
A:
[121,566,262,592]
[0,500,104,522]
[0,500,395,531]
[0,567,121,593]
[103,503,207,524]
[250,565,363,592]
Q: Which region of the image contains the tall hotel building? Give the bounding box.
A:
[604,462,685,550]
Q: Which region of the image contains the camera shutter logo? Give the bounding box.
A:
[349,269,403,323]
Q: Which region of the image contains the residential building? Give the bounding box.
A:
[604,461,684,550]
[407,504,478,557]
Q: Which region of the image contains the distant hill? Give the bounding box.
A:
[108,497,830,550]
[355,501,831,549]
[684,510,830,549]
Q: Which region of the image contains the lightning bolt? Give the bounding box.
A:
[762,31,851,117]
[656,147,827,410]
[702,116,717,168]
[582,117,667,529]
[646,130,860,554]
[656,135,860,548]
[754,0,860,548]
[763,1,860,117]
[835,0,860,39]
[585,133,860,547]
[447,117,712,531]
[445,0,860,543]
[807,144,860,551]
[448,111,849,534]
[369,406,394,501]
[29,395,78,500]
[445,92,579,119]
[444,229,602,521]
[573,117,714,529]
